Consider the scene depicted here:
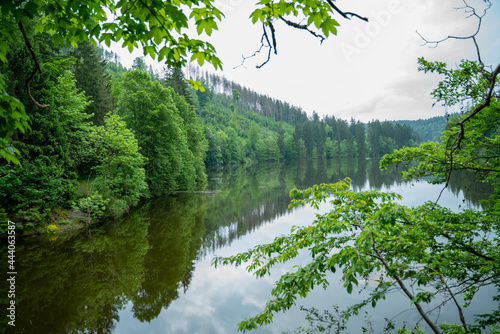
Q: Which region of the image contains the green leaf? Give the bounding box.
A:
[144,45,156,58]
[346,282,353,294]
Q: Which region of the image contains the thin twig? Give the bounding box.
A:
[434,270,469,334]
[234,24,273,69]
[238,2,366,68]
[257,24,273,69]
[278,16,326,42]
[417,0,490,48]
[440,231,496,262]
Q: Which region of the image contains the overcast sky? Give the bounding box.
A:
[112,0,500,122]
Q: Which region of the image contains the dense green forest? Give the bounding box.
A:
[1,30,427,229]
[1,2,498,334]
[391,116,447,143]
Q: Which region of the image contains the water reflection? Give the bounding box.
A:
[0,158,491,333]
[1,195,206,333]
[131,195,206,323]
[1,208,151,333]
[200,158,490,255]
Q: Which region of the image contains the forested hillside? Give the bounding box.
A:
[1,36,420,229]
[173,62,420,162]
[394,116,448,142]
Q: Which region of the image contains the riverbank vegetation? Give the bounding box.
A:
[1,1,498,333]
[0,22,434,231]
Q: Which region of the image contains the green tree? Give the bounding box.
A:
[398,117,445,143]
[1,0,365,163]
[0,67,91,221]
[204,126,222,166]
[88,113,148,215]
[300,121,315,158]
[248,120,260,155]
[353,120,366,157]
[232,88,241,102]
[277,122,285,159]
[256,136,280,162]
[195,78,214,109]
[324,137,335,159]
[296,138,307,160]
[115,70,204,196]
[383,57,499,191]
[213,42,500,334]
[338,139,347,157]
[225,127,241,163]
[131,56,147,72]
[170,91,207,183]
[215,129,230,165]
[312,112,325,158]
[367,120,382,157]
[284,133,297,160]
[72,42,113,126]
[162,67,195,106]
[0,0,221,163]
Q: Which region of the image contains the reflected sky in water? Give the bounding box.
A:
[2,158,493,334]
[114,160,492,333]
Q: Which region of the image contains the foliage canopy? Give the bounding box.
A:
[213,34,500,334]
[0,0,367,163]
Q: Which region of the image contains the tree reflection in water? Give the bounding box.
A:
[1,158,490,333]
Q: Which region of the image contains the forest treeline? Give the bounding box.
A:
[0,33,442,227]
[390,116,447,143]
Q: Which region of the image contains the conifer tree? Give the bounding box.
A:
[72,42,113,126]
[277,122,285,158]
[162,67,195,106]
[131,57,147,72]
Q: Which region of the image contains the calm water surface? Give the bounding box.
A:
[0,158,493,333]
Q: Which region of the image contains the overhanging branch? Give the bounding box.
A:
[417,0,490,49]
[324,0,368,22]
[238,2,367,68]
[443,60,499,186]
[278,16,325,43]
[18,21,49,108]
[417,0,498,191]
[372,243,442,334]
[234,24,273,69]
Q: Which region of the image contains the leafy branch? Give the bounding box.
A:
[213,179,499,332]
[240,0,365,68]
[415,0,499,188]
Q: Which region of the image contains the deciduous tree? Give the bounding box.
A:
[88,113,148,215]
[115,70,205,196]
[213,3,500,332]
[1,0,365,163]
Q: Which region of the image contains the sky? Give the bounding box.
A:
[111,0,500,122]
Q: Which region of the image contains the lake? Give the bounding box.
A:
[0,158,493,333]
